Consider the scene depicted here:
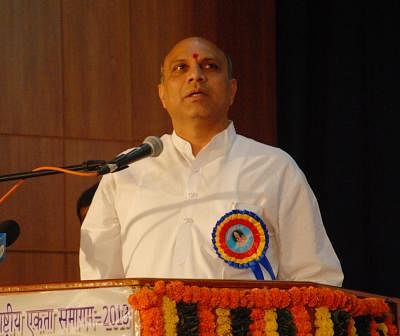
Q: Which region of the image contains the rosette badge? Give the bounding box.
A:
[212,209,275,280]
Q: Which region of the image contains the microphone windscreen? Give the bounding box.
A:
[143,136,163,157]
[0,220,20,247]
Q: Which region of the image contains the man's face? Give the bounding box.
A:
[158,38,237,129]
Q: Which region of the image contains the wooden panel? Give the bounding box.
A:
[129,0,187,139]
[0,252,66,285]
[65,252,80,282]
[0,0,63,136]
[129,0,276,144]
[1,0,277,286]
[130,0,218,140]
[216,0,277,145]
[62,0,133,140]
[0,136,64,250]
[63,138,135,250]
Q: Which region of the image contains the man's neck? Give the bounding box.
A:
[174,119,229,156]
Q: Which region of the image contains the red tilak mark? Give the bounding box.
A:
[192,53,199,59]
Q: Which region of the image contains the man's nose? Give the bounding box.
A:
[188,64,205,82]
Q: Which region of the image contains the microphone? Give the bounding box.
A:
[0,220,20,261]
[98,136,163,175]
[0,220,20,247]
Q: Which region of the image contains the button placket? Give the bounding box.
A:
[173,166,201,265]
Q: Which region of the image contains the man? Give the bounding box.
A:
[80,37,343,286]
[76,182,99,225]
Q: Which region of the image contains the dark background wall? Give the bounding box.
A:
[276,2,399,298]
[0,0,276,284]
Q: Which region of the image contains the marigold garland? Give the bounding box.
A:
[162,296,178,336]
[277,308,296,336]
[377,322,389,336]
[128,280,397,336]
[290,305,312,336]
[264,309,279,336]
[198,305,216,336]
[216,308,231,336]
[384,315,399,336]
[230,307,251,336]
[347,318,357,336]
[249,308,265,336]
[314,307,334,336]
[331,309,351,336]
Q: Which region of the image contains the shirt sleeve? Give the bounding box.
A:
[79,175,125,280]
[275,157,344,286]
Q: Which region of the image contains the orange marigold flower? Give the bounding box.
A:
[182,285,193,303]
[210,288,221,307]
[199,287,212,306]
[219,288,231,309]
[129,287,161,310]
[192,285,202,303]
[333,289,348,309]
[198,306,216,335]
[166,281,185,302]
[288,287,303,306]
[364,298,389,316]
[369,319,379,336]
[140,307,164,336]
[269,288,290,308]
[250,308,265,335]
[320,287,335,309]
[251,288,267,309]
[307,287,320,307]
[229,288,240,309]
[240,289,250,307]
[290,305,312,336]
[154,280,166,296]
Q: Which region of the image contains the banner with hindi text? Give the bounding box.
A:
[0,286,137,336]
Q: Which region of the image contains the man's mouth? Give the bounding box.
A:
[186,90,207,98]
[186,91,206,98]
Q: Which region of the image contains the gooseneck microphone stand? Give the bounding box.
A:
[0,160,105,183]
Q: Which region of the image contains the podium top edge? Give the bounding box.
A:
[0,277,398,303]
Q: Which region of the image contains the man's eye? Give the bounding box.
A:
[173,64,187,72]
[203,63,219,70]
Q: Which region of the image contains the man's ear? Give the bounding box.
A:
[158,83,167,109]
[229,78,238,105]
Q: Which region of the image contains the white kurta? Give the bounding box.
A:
[79,123,343,286]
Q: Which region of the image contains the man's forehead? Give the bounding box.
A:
[164,38,225,65]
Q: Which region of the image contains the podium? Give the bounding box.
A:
[0,278,398,335]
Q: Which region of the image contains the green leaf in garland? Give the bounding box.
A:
[354,315,372,336]
[277,308,296,336]
[230,307,252,336]
[176,302,199,336]
[332,310,351,336]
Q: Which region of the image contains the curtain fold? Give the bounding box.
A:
[276,2,399,297]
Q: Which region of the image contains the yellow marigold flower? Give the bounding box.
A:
[162,296,178,336]
[377,322,388,336]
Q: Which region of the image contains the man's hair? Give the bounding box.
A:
[76,182,99,222]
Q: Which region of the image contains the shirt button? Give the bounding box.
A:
[192,167,199,173]
[188,192,198,199]
[183,217,194,224]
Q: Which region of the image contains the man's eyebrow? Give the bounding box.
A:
[201,57,221,63]
[168,58,187,65]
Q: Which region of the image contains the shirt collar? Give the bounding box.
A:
[172,122,237,165]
